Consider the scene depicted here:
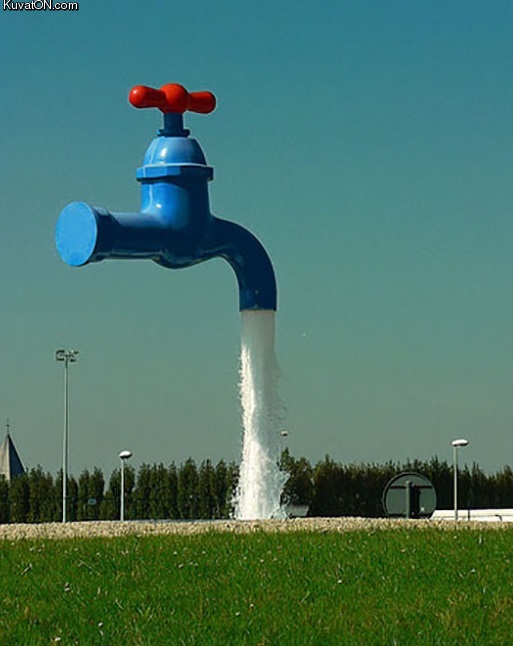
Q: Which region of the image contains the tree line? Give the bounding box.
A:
[0,459,238,524]
[284,453,513,517]
[1,453,513,523]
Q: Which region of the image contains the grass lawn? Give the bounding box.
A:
[1,525,512,644]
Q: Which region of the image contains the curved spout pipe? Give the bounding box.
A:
[55,203,277,311]
[205,217,277,311]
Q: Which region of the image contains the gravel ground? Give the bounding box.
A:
[0,517,511,540]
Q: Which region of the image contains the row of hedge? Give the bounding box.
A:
[2,452,512,522]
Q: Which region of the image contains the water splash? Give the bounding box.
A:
[234,310,287,520]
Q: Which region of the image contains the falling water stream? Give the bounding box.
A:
[234,310,287,520]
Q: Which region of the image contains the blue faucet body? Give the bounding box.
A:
[55,111,277,311]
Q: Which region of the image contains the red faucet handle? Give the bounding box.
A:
[129,83,216,114]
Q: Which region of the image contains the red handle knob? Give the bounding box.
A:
[129,83,216,114]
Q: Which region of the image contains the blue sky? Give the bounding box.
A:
[2,1,513,476]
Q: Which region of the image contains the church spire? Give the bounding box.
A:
[0,422,25,482]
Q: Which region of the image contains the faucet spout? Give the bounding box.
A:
[204,217,277,311]
[55,203,277,311]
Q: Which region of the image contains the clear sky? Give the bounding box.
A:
[1,1,513,477]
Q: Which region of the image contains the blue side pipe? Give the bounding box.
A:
[55,107,277,311]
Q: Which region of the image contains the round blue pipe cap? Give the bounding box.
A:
[55,202,98,266]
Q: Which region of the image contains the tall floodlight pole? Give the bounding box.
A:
[452,438,469,521]
[55,349,79,523]
[119,450,133,521]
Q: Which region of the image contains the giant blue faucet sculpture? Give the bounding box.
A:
[55,83,277,311]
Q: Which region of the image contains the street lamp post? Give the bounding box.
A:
[452,438,469,521]
[119,450,132,521]
[55,349,79,523]
[279,430,288,465]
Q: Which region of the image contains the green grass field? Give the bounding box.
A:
[1,526,512,644]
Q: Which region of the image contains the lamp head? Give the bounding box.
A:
[451,439,469,448]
